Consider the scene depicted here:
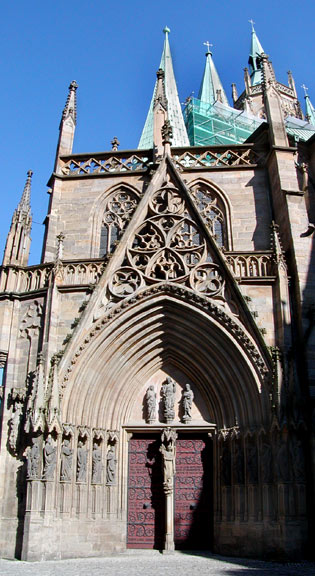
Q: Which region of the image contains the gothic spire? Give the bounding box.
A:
[54,81,78,171]
[138,27,189,149]
[248,21,264,86]
[303,86,315,125]
[198,43,229,107]
[2,171,33,266]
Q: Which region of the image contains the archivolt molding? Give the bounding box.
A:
[58,285,272,430]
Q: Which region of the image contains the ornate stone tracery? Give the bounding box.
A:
[106,184,226,304]
[99,188,139,256]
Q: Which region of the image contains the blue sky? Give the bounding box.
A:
[1,0,314,265]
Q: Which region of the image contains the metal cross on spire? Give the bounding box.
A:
[302,84,309,96]
[249,19,255,31]
[203,41,213,53]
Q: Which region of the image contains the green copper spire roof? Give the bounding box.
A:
[248,21,264,86]
[303,86,315,126]
[138,27,189,149]
[198,44,229,107]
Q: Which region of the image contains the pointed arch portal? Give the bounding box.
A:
[62,292,270,430]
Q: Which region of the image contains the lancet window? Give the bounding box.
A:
[99,188,139,257]
[190,184,228,249]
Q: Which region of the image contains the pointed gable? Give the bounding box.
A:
[138,27,189,149]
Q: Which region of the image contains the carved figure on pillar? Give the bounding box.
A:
[145,385,157,423]
[160,428,177,494]
[181,383,194,422]
[26,438,41,480]
[261,441,273,484]
[290,435,305,482]
[106,445,117,485]
[247,442,258,484]
[162,377,176,424]
[76,440,88,482]
[42,435,57,480]
[60,438,73,481]
[92,442,102,484]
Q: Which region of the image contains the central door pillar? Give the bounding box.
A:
[160,428,177,552]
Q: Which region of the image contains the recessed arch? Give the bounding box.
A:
[61,292,271,431]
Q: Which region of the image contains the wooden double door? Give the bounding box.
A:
[127,433,212,549]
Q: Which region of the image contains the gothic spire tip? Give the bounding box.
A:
[163,26,170,35]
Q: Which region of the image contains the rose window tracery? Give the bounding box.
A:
[99,189,139,256]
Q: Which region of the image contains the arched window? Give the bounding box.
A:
[189,184,228,249]
[99,188,139,257]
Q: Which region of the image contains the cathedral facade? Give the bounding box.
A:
[0,27,314,561]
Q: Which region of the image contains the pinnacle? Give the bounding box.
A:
[18,169,33,213]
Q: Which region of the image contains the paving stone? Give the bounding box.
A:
[0,552,314,576]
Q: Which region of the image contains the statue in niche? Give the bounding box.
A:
[26,438,40,480]
[160,428,177,494]
[76,440,88,482]
[60,438,73,482]
[220,444,231,486]
[233,442,244,485]
[42,435,57,480]
[106,445,117,485]
[247,443,258,484]
[161,377,176,423]
[276,439,290,482]
[261,441,273,484]
[182,384,194,422]
[290,436,305,482]
[145,385,156,423]
[92,442,102,484]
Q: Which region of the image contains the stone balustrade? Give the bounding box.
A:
[225,251,275,279]
[0,253,276,296]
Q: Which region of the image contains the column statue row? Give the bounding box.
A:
[25,430,119,485]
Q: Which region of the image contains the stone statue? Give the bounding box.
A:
[160,428,177,494]
[76,440,88,482]
[92,442,102,484]
[233,442,244,485]
[145,385,156,423]
[106,445,117,485]
[60,438,73,482]
[276,440,290,482]
[247,443,258,484]
[261,441,273,484]
[182,383,194,422]
[42,435,57,480]
[221,444,231,486]
[26,438,40,480]
[162,377,176,423]
[9,402,23,452]
[290,436,305,482]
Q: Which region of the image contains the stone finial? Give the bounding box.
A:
[111,136,120,151]
[62,81,78,124]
